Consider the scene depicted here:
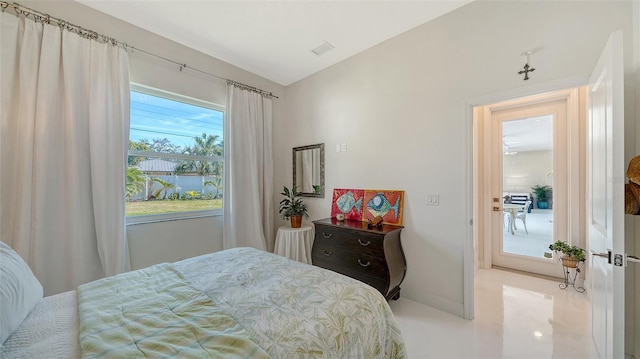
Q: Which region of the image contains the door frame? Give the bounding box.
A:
[463,75,589,320]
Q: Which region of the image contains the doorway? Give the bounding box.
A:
[474,87,587,278]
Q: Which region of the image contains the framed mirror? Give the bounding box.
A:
[293,143,325,198]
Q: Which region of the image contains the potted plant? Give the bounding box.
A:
[531,185,552,209]
[549,240,586,268]
[279,185,309,228]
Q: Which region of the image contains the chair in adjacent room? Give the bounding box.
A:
[513,200,532,234]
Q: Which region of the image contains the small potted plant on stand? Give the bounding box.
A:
[531,185,552,209]
[279,185,309,228]
[549,240,586,268]
[549,240,586,292]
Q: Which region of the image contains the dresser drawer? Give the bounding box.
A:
[314,224,384,255]
[312,257,387,295]
[311,242,387,278]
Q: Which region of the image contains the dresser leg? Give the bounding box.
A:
[386,287,401,301]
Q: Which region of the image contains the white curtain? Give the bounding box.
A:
[223,83,274,251]
[0,12,130,295]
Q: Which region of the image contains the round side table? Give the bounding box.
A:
[274,225,315,264]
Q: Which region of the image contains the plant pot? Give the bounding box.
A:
[561,256,580,268]
[290,215,302,228]
[537,201,549,209]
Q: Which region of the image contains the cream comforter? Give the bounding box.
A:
[173,247,406,358]
[6,247,406,359]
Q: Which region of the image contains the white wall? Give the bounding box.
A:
[127,216,223,270]
[503,150,552,194]
[19,1,285,266]
[276,1,636,316]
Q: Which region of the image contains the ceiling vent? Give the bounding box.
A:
[311,41,335,56]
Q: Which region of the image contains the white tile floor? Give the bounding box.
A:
[389,268,598,359]
[502,209,554,259]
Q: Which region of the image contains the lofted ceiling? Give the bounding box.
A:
[77,0,472,86]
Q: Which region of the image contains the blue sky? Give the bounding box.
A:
[130,91,223,150]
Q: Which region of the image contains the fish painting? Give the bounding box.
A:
[336,192,362,214]
[367,193,400,219]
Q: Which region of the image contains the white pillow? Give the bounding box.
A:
[0,241,43,344]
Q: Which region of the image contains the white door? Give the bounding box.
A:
[490,100,570,278]
[588,31,625,359]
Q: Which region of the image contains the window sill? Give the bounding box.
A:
[126,210,223,226]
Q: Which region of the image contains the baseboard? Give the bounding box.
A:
[491,265,564,282]
[401,286,464,318]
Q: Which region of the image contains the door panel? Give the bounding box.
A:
[588,30,625,359]
[491,101,567,278]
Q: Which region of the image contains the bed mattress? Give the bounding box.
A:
[1,247,405,358]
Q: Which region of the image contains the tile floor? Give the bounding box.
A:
[389,268,598,359]
[502,209,554,259]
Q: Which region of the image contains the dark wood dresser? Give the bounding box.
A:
[311,218,406,300]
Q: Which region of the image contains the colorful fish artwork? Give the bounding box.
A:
[331,189,365,220]
[367,193,399,219]
[331,188,404,225]
[363,190,404,225]
[336,192,362,214]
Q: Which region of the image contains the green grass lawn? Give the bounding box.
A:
[126,199,222,216]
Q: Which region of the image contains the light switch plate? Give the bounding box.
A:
[426,194,439,205]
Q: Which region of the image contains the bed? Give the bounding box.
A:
[1,243,406,358]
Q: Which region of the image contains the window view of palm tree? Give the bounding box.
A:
[126,88,224,218]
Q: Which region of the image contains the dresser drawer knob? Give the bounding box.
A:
[322,232,333,239]
[357,259,371,267]
[357,239,371,246]
[323,249,334,256]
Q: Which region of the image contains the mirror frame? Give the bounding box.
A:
[292,143,325,198]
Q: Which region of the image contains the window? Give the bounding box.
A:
[126,84,224,223]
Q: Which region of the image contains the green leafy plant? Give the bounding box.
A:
[549,240,586,261]
[531,185,552,202]
[126,167,146,200]
[152,177,176,200]
[278,185,309,220]
[204,177,223,199]
[183,190,201,200]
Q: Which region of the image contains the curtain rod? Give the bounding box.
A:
[0,1,279,99]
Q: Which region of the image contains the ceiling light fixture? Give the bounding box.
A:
[311,41,335,56]
[503,146,518,155]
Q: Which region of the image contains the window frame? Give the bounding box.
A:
[126,83,225,225]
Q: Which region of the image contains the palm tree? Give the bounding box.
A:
[204,176,223,198]
[152,177,176,199]
[126,167,146,200]
[128,140,149,166]
[175,133,223,176]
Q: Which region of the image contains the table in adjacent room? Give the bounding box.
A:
[503,203,524,235]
